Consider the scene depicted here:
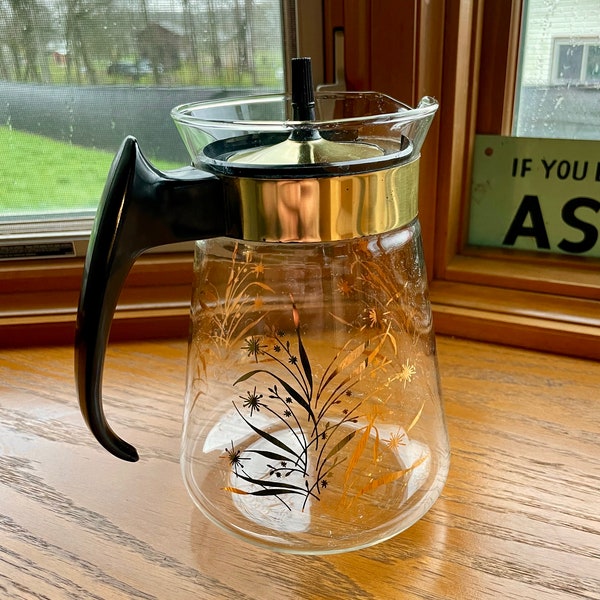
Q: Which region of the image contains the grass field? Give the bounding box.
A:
[0,126,181,215]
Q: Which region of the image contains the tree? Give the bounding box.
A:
[233,0,256,83]
[205,0,223,78]
[4,0,53,82]
[64,0,103,84]
[181,0,200,79]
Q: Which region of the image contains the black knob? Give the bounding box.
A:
[291,57,316,121]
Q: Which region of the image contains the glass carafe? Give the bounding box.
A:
[76,58,449,554]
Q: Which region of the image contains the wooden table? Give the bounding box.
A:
[1,336,598,599]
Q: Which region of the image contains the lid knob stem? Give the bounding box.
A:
[291,57,316,122]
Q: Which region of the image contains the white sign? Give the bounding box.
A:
[468,135,600,258]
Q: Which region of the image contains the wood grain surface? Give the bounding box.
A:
[1,336,598,599]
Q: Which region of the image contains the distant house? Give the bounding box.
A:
[46,41,68,66]
[521,0,600,86]
[137,23,185,70]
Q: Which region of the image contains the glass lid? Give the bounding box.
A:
[171,58,438,179]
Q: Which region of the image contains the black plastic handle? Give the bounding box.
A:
[75,136,227,462]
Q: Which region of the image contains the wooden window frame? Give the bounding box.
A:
[432,0,599,359]
[2,0,598,358]
[0,1,303,348]
[323,0,599,359]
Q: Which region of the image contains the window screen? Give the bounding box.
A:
[0,0,285,220]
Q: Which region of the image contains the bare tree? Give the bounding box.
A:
[181,0,200,79]
[205,0,223,79]
[138,0,149,24]
[64,0,103,84]
[244,0,256,84]
[136,0,163,84]
[5,0,52,82]
[232,0,256,84]
[0,1,23,80]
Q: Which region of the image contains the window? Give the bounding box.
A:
[468,1,600,260]
[553,39,600,85]
[3,0,599,358]
[0,0,285,221]
[0,0,292,345]
[429,0,600,359]
[514,2,600,138]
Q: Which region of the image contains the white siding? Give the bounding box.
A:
[520,0,600,86]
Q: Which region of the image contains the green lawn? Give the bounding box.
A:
[0,127,181,215]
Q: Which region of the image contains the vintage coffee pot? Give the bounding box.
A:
[76,58,450,554]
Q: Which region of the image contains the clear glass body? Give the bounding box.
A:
[181,222,450,554]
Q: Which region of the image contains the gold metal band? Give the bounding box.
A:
[223,158,420,242]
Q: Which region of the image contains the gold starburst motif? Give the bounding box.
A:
[251,262,265,277]
[365,307,390,329]
[399,359,416,387]
[337,277,353,296]
[384,429,407,450]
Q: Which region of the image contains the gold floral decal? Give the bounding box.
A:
[223,301,416,510]
[189,244,273,414]
[342,237,430,341]
[199,243,273,351]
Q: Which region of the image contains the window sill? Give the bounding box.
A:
[3,250,598,360]
[0,253,193,347]
[430,279,600,360]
